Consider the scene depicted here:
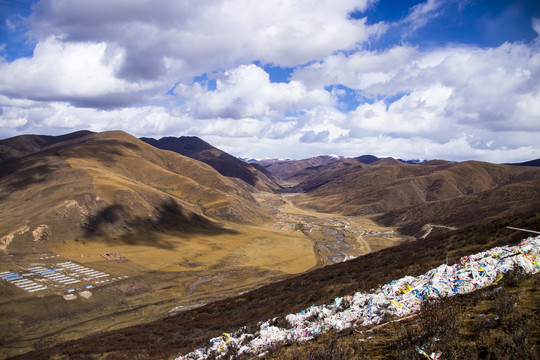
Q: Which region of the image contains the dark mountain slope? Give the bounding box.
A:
[141,136,282,192]
[507,158,540,167]
[355,154,380,164]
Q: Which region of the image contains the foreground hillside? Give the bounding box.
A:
[269,269,539,359]
[11,210,540,359]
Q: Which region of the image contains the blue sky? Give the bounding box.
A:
[1,0,540,162]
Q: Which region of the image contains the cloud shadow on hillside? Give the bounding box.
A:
[83,198,237,249]
[0,138,142,198]
[0,153,64,201]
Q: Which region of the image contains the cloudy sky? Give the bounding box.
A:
[1,0,540,162]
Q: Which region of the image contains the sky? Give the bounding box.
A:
[1,0,540,162]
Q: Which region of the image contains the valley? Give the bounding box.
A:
[0,187,404,359]
[0,130,538,359]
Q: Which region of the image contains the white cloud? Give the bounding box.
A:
[1,98,538,163]
[0,0,538,164]
[533,17,540,37]
[294,41,540,136]
[348,84,453,139]
[293,46,420,90]
[0,102,191,138]
[0,0,384,109]
[177,64,333,120]
[400,0,447,36]
[0,37,162,107]
[28,0,380,80]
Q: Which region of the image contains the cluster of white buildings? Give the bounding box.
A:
[1,259,128,296]
[0,271,48,293]
[56,261,110,280]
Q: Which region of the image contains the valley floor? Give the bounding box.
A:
[0,191,405,359]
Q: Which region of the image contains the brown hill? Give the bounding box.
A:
[0,130,94,162]
[253,156,353,184]
[0,131,270,250]
[295,160,540,236]
[11,209,540,360]
[141,136,283,192]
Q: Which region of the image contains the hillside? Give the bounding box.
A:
[293,160,540,236]
[2,131,539,359]
[10,209,540,360]
[0,131,321,359]
[507,158,540,167]
[252,156,355,185]
[0,130,270,249]
[0,130,94,162]
[141,136,283,192]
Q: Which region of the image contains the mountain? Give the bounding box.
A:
[2,132,539,359]
[0,131,270,249]
[252,155,351,184]
[12,210,540,360]
[294,160,540,236]
[0,130,93,162]
[251,155,402,185]
[140,136,283,192]
[355,154,380,164]
[507,158,540,167]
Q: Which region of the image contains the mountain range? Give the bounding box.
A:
[1,130,539,359]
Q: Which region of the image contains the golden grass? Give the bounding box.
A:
[48,225,316,275]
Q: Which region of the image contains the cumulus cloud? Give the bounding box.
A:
[0,36,162,108]
[0,0,538,164]
[0,0,385,109]
[28,0,380,80]
[348,84,454,139]
[0,102,191,138]
[294,41,540,138]
[177,64,333,121]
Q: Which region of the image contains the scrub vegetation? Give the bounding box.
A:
[10,211,540,360]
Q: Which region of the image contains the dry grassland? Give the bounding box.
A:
[48,226,316,275]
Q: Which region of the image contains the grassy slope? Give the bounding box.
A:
[295,161,540,236]
[0,131,272,249]
[0,131,319,359]
[11,210,540,360]
[140,136,283,192]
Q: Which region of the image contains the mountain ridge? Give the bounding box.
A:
[1,130,539,359]
[140,136,283,192]
[292,159,540,236]
[0,130,270,249]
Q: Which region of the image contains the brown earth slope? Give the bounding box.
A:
[0,130,94,162]
[10,209,540,360]
[253,155,356,185]
[294,160,540,236]
[0,130,270,250]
